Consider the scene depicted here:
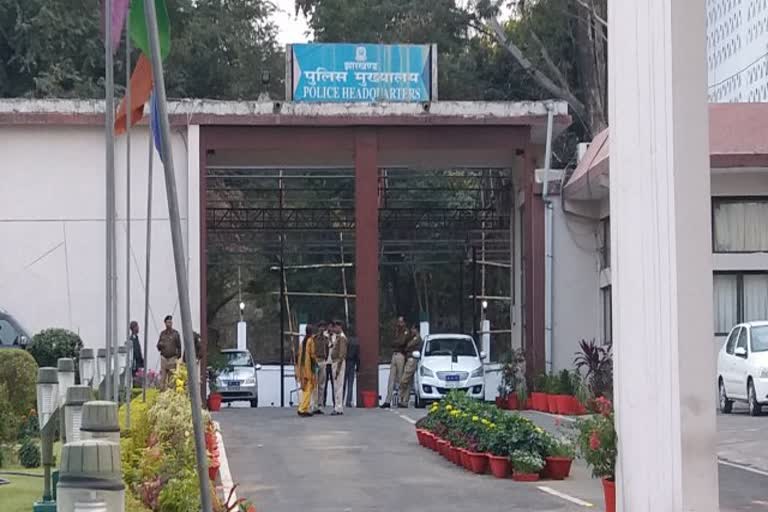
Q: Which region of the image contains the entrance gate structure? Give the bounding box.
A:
[199,101,571,401]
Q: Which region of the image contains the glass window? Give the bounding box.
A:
[713,199,768,252]
[602,286,612,345]
[725,327,740,354]
[599,217,610,269]
[424,337,478,357]
[751,326,768,352]
[714,274,739,334]
[224,351,253,367]
[737,327,749,353]
[0,319,22,346]
[744,274,768,322]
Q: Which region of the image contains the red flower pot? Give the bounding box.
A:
[423,432,436,450]
[524,398,533,410]
[512,472,540,482]
[205,432,217,450]
[438,440,449,459]
[451,446,462,466]
[543,457,573,480]
[495,396,507,409]
[531,392,546,411]
[488,455,510,478]
[506,394,519,410]
[208,464,220,481]
[207,393,222,412]
[416,429,425,446]
[603,478,616,512]
[460,449,472,471]
[467,451,488,474]
[361,390,378,408]
[574,399,588,415]
[546,394,558,414]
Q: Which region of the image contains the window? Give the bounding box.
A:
[0,319,22,346]
[599,217,611,269]
[602,286,612,345]
[725,327,740,354]
[425,337,478,357]
[713,272,768,335]
[751,326,768,352]
[713,198,768,252]
[737,327,749,354]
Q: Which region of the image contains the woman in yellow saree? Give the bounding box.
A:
[297,324,318,417]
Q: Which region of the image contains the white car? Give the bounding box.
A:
[718,321,768,416]
[413,334,485,408]
[217,349,261,407]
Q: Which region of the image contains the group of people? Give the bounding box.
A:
[295,316,423,415]
[381,317,422,409]
[128,314,201,390]
[295,320,358,417]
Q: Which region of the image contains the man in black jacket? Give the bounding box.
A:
[343,337,361,407]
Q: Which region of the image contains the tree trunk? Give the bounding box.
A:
[573,0,608,135]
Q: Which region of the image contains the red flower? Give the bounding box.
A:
[589,431,601,451]
[595,396,612,416]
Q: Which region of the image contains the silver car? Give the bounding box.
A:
[217,349,261,407]
[0,309,29,348]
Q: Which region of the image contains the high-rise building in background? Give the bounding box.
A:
[707,0,768,102]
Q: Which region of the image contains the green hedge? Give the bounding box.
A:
[27,328,83,376]
[0,348,38,417]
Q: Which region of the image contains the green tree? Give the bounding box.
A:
[27,328,83,369]
[0,348,38,417]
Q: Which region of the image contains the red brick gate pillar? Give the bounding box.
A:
[354,129,380,401]
[523,148,546,377]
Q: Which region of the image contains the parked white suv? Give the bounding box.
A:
[413,334,485,408]
[718,321,768,416]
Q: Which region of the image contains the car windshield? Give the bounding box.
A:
[424,337,477,357]
[751,326,768,352]
[224,352,253,367]
[0,317,24,346]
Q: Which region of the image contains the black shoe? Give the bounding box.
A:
[313,409,324,415]
[380,403,391,409]
[397,404,408,409]
[298,411,312,417]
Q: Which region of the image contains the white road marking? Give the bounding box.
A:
[398,413,417,424]
[718,458,768,477]
[215,421,237,503]
[537,486,594,507]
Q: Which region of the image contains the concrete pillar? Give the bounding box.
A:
[609,1,718,510]
[236,321,247,351]
[354,129,380,398]
[523,150,545,376]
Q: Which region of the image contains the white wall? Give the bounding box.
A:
[551,200,601,371]
[0,125,199,373]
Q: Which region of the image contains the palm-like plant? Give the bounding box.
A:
[574,339,613,399]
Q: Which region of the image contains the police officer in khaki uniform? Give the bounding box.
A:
[313,321,330,414]
[329,320,348,415]
[398,325,422,408]
[381,316,409,408]
[156,315,181,390]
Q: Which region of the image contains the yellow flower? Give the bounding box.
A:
[535,427,544,434]
[472,416,479,422]
[481,419,489,425]
[446,404,453,410]
[489,423,496,429]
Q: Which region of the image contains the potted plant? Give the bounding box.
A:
[574,339,613,402]
[576,397,617,512]
[555,370,576,415]
[511,450,545,482]
[516,381,529,411]
[543,435,575,480]
[483,423,511,478]
[545,375,560,414]
[532,373,548,411]
[496,383,509,410]
[206,351,227,412]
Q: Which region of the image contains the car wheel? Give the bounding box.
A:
[719,380,733,414]
[748,380,762,417]
[250,397,258,408]
[415,393,426,409]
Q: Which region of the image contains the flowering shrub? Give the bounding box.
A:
[510,450,545,474]
[575,396,616,479]
[421,391,553,459]
[545,435,576,459]
[134,368,161,389]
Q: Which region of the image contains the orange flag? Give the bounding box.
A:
[115,54,154,134]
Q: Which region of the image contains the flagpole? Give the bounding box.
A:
[142,2,212,510]
[142,130,153,403]
[105,0,115,402]
[124,11,133,426]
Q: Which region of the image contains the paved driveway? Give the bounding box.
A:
[216,407,585,512]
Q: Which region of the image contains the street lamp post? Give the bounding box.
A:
[80,401,120,445]
[57,358,76,444]
[57,440,125,512]
[64,386,92,444]
[79,349,96,390]
[34,368,59,511]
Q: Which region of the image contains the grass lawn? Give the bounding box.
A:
[0,474,44,512]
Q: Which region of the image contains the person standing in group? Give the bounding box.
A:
[330,320,348,415]
[129,321,144,378]
[399,325,423,408]
[343,337,360,408]
[381,316,409,408]
[313,321,330,414]
[157,315,181,390]
[296,325,318,417]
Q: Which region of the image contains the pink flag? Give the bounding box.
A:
[100,0,131,52]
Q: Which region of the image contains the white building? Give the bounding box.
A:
[563,103,768,358]
[707,0,768,102]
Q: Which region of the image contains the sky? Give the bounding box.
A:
[272,0,311,45]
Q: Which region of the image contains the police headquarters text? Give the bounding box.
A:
[300,85,423,101]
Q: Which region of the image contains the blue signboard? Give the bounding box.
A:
[291,43,433,103]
